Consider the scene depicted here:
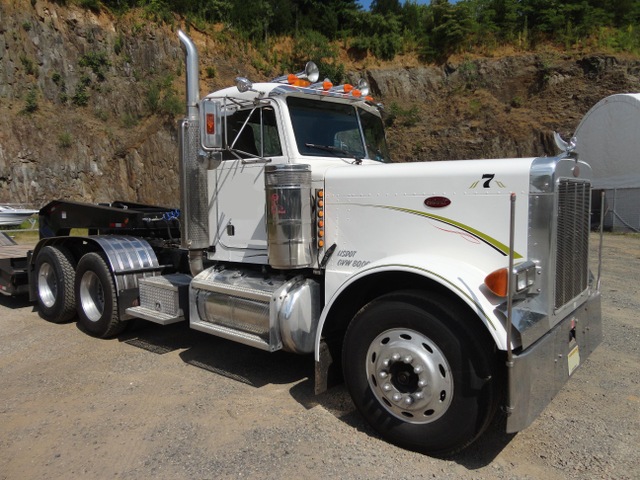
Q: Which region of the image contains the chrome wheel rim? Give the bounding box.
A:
[366,328,453,424]
[79,270,104,322]
[38,262,57,308]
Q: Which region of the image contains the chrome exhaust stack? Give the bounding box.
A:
[178,30,200,121]
[177,30,208,275]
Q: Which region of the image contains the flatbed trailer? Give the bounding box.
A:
[0,233,33,296]
[0,200,181,298]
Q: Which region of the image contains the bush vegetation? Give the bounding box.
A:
[83,0,640,63]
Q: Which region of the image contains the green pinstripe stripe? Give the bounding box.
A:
[341,202,523,259]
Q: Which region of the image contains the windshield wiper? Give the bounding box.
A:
[304,143,363,164]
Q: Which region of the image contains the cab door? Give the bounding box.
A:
[209,105,285,264]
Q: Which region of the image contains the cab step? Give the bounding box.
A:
[126,273,191,325]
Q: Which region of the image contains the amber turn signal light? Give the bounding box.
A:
[484,268,508,297]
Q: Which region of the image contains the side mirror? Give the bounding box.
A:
[200,99,222,150]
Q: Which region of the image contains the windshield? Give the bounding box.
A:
[287,97,391,163]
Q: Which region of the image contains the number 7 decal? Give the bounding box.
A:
[469,174,507,189]
[482,174,495,188]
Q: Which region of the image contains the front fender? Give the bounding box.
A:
[315,254,509,361]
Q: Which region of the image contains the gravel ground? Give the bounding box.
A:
[0,233,638,480]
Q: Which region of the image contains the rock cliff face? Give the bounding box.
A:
[364,54,640,161]
[0,1,187,207]
[2,1,640,208]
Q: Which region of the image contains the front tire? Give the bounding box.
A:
[75,252,125,338]
[35,245,77,323]
[342,291,498,456]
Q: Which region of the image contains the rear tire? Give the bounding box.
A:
[342,290,498,456]
[75,252,126,338]
[35,245,77,323]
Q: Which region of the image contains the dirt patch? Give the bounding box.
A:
[0,233,638,479]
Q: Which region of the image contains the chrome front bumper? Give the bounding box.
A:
[506,290,602,433]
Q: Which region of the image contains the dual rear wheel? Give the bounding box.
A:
[35,247,125,338]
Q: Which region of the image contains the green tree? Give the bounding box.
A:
[371,0,401,16]
[230,0,274,42]
[292,29,345,82]
[422,0,473,63]
[474,0,519,43]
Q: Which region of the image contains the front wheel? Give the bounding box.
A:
[342,291,498,456]
[75,252,126,338]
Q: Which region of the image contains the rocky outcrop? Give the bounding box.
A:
[362,53,640,162]
[2,1,640,208]
[0,1,194,207]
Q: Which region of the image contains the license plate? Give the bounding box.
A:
[568,344,581,376]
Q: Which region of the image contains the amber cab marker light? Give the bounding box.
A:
[485,268,509,297]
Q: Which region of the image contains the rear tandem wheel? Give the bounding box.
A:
[34,245,77,323]
[75,252,126,338]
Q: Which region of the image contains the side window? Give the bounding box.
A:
[359,109,391,163]
[223,106,282,159]
[257,107,281,156]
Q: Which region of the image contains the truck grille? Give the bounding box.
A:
[555,179,591,308]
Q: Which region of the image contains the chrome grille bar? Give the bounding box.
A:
[555,179,591,307]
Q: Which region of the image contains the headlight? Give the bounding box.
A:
[485,260,537,297]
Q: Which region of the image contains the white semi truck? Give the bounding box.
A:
[1,31,602,456]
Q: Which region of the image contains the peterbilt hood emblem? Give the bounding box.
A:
[424,196,451,208]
